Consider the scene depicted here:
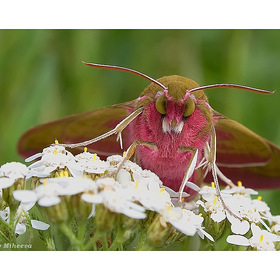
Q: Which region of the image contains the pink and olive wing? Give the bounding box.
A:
[205,111,280,189]
[18,101,137,158]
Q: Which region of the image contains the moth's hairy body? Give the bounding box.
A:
[131,76,214,198]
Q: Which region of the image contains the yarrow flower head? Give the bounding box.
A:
[0,202,49,235]
[75,150,110,176]
[26,144,79,178]
[160,206,213,240]
[197,181,276,238]
[227,223,280,251]
[0,162,29,189]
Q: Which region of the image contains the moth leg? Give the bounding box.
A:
[199,142,236,187]
[177,146,199,205]
[56,107,144,149]
[196,142,211,178]
[209,126,241,221]
[215,165,236,187]
[112,139,158,175]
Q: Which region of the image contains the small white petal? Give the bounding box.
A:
[15,223,27,235]
[87,205,96,218]
[122,208,147,219]
[273,224,280,232]
[43,165,59,174]
[116,169,131,185]
[25,153,43,162]
[0,177,15,189]
[28,161,45,169]
[164,188,189,198]
[26,170,50,180]
[226,235,250,246]
[81,193,103,204]
[20,201,36,212]
[227,213,250,235]
[13,190,37,203]
[232,220,250,235]
[0,209,9,221]
[175,222,197,236]
[38,196,61,207]
[66,163,83,178]
[185,182,200,192]
[211,211,226,223]
[31,220,50,230]
[250,223,262,236]
[198,228,214,242]
[126,200,146,213]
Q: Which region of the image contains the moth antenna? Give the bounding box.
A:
[187,83,274,95]
[82,61,168,91]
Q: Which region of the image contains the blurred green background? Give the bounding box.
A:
[1,30,280,213]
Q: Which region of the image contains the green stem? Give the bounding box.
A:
[0,215,11,229]
[136,230,147,251]
[0,229,10,242]
[102,234,108,250]
[45,237,56,251]
[199,237,214,251]
[59,223,84,250]
[138,243,154,251]
[77,222,85,243]
[109,227,125,251]
[8,208,17,244]
[84,231,102,251]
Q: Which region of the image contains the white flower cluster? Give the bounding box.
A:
[1,144,280,250]
[0,145,212,242]
[0,202,49,235]
[197,184,280,250]
[0,161,50,235]
[0,162,29,189]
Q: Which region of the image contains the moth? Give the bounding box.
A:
[18,62,280,211]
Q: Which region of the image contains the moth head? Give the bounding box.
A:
[155,89,196,118]
[153,77,207,134]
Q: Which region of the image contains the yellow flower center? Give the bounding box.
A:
[214,196,218,205]
[93,153,97,162]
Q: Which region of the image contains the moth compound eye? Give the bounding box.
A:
[155,94,167,115]
[184,98,195,117]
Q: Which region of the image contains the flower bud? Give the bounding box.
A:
[66,193,92,221]
[2,178,26,210]
[95,204,118,233]
[43,201,69,223]
[146,213,177,247]
[199,206,226,240]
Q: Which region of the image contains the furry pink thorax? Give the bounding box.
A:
[131,99,211,200]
